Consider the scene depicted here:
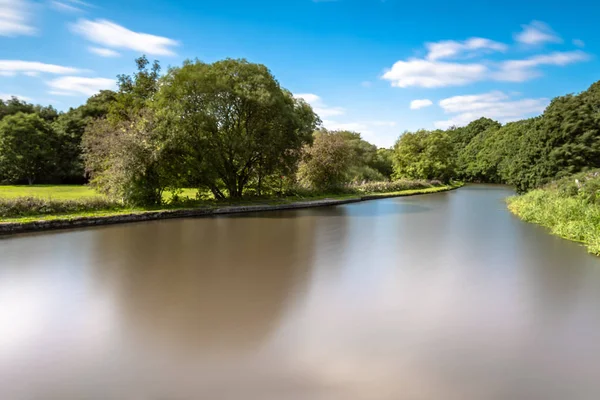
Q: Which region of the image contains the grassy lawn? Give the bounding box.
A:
[0,185,102,200]
[0,185,200,201]
[0,184,458,225]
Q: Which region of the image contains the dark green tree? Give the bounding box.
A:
[0,113,57,184]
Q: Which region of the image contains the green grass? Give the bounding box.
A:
[0,185,199,202]
[0,184,457,225]
[0,185,103,200]
[507,173,600,256]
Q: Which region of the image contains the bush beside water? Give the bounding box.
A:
[508,170,600,255]
[0,196,123,219]
[0,179,449,220]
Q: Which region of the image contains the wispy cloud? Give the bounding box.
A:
[382,50,589,88]
[88,47,120,57]
[514,21,562,45]
[426,37,507,61]
[71,19,179,56]
[434,91,548,129]
[410,99,433,110]
[0,60,81,76]
[382,59,488,88]
[50,1,83,13]
[46,76,116,96]
[494,50,590,82]
[294,93,345,117]
[0,0,36,36]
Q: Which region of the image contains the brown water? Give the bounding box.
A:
[2,185,600,400]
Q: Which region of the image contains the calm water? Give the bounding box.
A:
[2,185,600,400]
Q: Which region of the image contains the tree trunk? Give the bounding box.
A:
[27,177,34,185]
[257,172,262,197]
[209,186,226,201]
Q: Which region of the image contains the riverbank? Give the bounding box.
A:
[507,170,600,256]
[0,185,459,236]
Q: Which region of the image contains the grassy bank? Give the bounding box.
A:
[0,182,459,225]
[507,170,600,255]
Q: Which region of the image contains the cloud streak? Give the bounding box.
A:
[71,19,179,56]
[294,93,345,117]
[382,50,589,88]
[514,21,562,45]
[426,37,507,61]
[434,91,548,129]
[0,60,81,76]
[46,76,116,96]
[0,0,36,36]
[410,99,433,110]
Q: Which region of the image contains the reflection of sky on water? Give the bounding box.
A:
[1,185,600,399]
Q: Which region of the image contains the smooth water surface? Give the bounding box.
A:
[2,185,600,400]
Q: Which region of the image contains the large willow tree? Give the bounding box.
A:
[156,59,319,199]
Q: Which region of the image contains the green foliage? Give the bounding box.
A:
[372,148,395,179]
[0,196,121,219]
[155,58,319,199]
[508,170,600,255]
[393,129,455,181]
[350,179,441,194]
[0,97,58,122]
[298,130,353,191]
[0,113,57,185]
[83,111,173,206]
[451,83,600,191]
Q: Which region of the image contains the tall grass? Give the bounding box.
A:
[0,197,124,219]
[507,170,600,255]
[0,179,450,221]
[351,179,443,194]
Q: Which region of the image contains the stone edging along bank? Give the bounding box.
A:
[0,186,458,236]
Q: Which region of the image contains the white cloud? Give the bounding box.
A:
[410,99,433,110]
[294,93,345,117]
[495,50,589,82]
[0,60,81,76]
[71,19,179,56]
[0,0,36,36]
[514,21,562,45]
[426,37,507,60]
[573,39,585,48]
[89,47,120,57]
[50,1,82,12]
[46,76,116,96]
[382,49,589,88]
[382,59,488,88]
[434,91,548,129]
[0,93,31,101]
[67,0,93,6]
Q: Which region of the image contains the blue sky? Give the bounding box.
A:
[1,0,598,147]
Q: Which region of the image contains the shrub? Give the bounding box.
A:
[350,179,439,194]
[0,196,122,219]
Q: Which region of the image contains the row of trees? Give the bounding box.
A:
[392,81,600,191]
[0,91,115,184]
[0,57,393,204]
[5,55,596,203]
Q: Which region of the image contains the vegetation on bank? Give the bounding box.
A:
[508,170,600,255]
[2,55,600,247]
[0,183,457,224]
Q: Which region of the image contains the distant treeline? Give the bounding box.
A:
[1,56,598,204]
[393,82,600,192]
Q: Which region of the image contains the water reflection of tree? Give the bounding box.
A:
[88,213,319,355]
